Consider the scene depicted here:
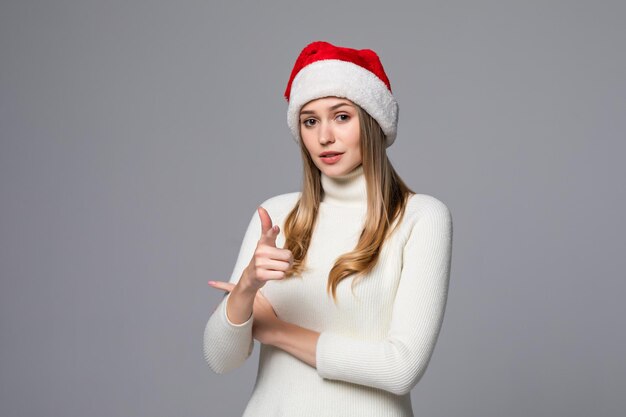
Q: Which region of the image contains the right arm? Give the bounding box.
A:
[203,206,292,374]
[203,209,260,374]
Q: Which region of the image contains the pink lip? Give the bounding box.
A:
[319,153,343,164]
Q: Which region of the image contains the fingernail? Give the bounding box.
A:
[208,280,216,285]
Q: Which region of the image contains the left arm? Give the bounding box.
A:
[272,321,320,368]
[312,200,453,395]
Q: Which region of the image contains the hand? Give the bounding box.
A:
[240,206,294,292]
[208,280,282,345]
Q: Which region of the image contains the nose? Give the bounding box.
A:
[318,121,335,145]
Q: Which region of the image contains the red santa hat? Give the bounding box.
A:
[284,41,399,148]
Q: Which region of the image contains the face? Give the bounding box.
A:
[299,96,362,177]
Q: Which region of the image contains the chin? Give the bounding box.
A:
[321,166,351,177]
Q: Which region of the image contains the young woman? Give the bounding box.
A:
[204,41,453,417]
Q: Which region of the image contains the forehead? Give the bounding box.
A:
[300,96,355,112]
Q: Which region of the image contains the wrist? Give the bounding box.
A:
[232,282,257,302]
[236,267,260,295]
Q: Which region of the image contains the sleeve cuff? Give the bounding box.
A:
[221,292,254,328]
[316,331,341,379]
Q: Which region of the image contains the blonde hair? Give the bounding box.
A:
[282,102,414,302]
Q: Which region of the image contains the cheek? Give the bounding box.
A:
[347,124,361,148]
[300,134,316,154]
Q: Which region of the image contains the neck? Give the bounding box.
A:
[320,164,367,207]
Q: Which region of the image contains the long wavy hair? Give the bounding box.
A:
[282,102,415,303]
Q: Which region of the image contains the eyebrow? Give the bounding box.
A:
[300,102,354,116]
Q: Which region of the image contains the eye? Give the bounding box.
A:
[336,114,350,122]
[302,118,317,127]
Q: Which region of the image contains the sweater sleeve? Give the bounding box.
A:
[203,208,261,374]
[315,199,453,395]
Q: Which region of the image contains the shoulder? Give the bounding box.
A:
[399,193,453,250]
[258,191,302,218]
[406,193,451,215]
[404,193,453,228]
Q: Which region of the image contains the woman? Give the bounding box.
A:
[204,41,453,417]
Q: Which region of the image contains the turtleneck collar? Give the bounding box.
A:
[320,164,367,207]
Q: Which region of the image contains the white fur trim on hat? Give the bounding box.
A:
[287,59,398,148]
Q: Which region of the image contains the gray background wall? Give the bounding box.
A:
[1,1,624,416]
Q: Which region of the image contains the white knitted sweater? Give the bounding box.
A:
[204,164,453,417]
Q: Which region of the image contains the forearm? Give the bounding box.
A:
[272,320,320,368]
[203,291,255,374]
[225,268,257,325]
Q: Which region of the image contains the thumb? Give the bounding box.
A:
[257,206,279,247]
